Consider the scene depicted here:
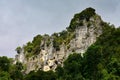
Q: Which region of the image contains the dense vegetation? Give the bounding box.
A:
[67,7,95,32]
[15,34,44,58]
[0,57,23,80]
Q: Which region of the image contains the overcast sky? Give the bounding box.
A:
[0,0,120,58]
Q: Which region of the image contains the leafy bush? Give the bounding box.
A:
[15,46,22,54]
[24,70,57,80]
[68,7,95,32]
[21,35,43,57]
[0,56,10,72]
[0,71,12,80]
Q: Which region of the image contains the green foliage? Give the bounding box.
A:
[63,53,84,80]
[0,57,23,80]
[15,46,22,54]
[52,30,75,51]
[53,40,60,51]
[15,62,23,71]
[24,42,33,53]
[68,7,95,32]
[52,33,61,51]
[0,71,12,80]
[79,7,95,21]
[46,38,51,47]
[32,45,41,55]
[32,35,43,54]
[82,25,120,79]
[10,62,23,80]
[55,53,85,80]
[10,70,23,80]
[32,35,43,47]
[59,30,68,39]
[55,65,64,78]
[24,70,56,80]
[83,45,102,79]
[0,56,10,72]
[20,34,43,58]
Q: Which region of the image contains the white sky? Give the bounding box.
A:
[0,0,120,58]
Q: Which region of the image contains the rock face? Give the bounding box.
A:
[15,11,103,73]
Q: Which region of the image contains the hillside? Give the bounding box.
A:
[0,7,119,80]
[15,7,103,73]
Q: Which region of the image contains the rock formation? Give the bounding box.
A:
[15,8,104,73]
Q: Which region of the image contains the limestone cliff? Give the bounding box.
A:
[15,8,104,73]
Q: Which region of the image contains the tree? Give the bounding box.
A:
[24,70,56,80]
[60,53,84,80]
[15,46,22,54]
[0,71,12,80]
[0,56,10,72]
[10,62,23,80]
